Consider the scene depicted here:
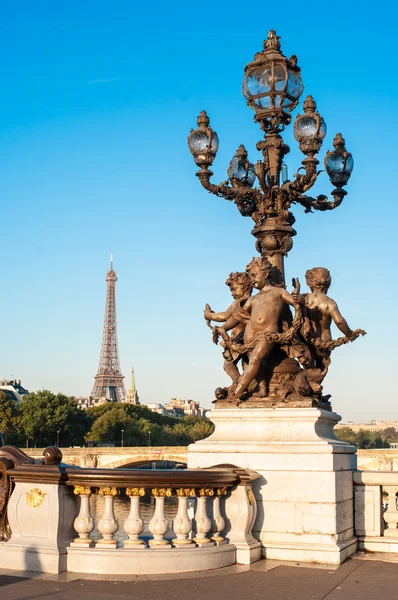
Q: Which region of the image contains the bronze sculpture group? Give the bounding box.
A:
[189,31,366,409]
[204,262,365,407]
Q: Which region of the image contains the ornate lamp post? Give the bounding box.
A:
[188,30,363,407]
[188,30,353,286]
[187,33,365,565]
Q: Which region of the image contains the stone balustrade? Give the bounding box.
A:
[354,471,398,553]
[0,445,261,574]
[65,465,261,573]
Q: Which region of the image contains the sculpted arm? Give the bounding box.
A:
[219,316,240,332]
[204,304,234,323]
[280,289,302,308]
[329,302,353,337]
[219,297,252,332]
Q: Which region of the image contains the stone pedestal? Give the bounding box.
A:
[0,480,77,573]
[188,408,357,565]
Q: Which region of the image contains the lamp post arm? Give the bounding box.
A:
[295,190,346,213]
[280,165,318,204]
[196,169,263,219]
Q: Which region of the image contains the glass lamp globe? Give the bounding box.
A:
[227,145,256,187]
[188,111,219,167]
[242,31,303,131]
[324,133,354,187]
[294,96,326,155]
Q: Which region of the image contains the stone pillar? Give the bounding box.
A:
[124,487,145,547]
[173,489,194,545]
[71,486,94,547]
[97,487,119,548]
[148,488,171,546]
[193,489,213,546]
[211,490,226,543]
[188,408,357,565]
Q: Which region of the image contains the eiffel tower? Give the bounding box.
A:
[91,255,126,403]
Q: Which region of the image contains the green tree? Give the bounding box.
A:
[335,427,356,445]
[137,418,174,446]
[0,391,22,445]
[356,430,372,449]
[85,407,136,445]
[18,390,88,447]
[164,417,214,445]
[84,402,214,447]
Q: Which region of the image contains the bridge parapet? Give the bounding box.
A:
[0,445,261,574]
[23,446,189,468]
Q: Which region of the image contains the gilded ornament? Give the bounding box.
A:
[99,487,119,496]
[25,488,46,508]
[126,487,145,497]
[151,488,172,497]
[216,487,228,496]
[198,488,215,497]
[73,486,91,496]
[176,488,196,497]
[247,489,255,506]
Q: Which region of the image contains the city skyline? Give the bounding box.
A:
[1,2,397,420]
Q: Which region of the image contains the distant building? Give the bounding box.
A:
[336,420,398,433]
[163,397,205,417]
[143,397,207,418]
[144,403,165,415]
[0,379,29,405]
[124,368,140,405]
[75,397,90,409]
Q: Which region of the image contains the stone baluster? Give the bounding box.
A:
[71,486,94,547]
[193,488,214,546]
[173,488,196,546]
[211,487,227,543]
[124,487,146,547]
[383,486,398,537]
[96,487,119,548]
[148,488,171,546]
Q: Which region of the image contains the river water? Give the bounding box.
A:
[90,491,179,544]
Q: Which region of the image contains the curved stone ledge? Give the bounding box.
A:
[67,543,236,575]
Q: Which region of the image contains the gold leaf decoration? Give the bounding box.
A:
[198,488,215,497]
[151,488,173,497]
[126,487,145,497]
[98,487,119,496]
[176,488,196,497]
[25,488,46,508]
[73,486,92,496]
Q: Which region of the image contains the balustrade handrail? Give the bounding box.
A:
[353,471,398,485]
[65,466,258,490]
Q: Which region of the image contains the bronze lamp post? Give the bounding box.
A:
[188,30,353,286]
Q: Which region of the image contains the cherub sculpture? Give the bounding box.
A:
[204,272,253,387]
[277,267,366,404]
[302,267,366,370]
[213,256,302,400]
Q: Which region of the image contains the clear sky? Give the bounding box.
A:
[1,1,397,421]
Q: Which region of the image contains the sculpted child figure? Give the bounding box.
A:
[204,272,253,386]
[302,267,366,370]
[216,256,301,399]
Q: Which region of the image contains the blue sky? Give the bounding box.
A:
[1,1,397,421]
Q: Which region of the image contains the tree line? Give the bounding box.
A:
[335,426,398,449]
[0,390,214,448]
